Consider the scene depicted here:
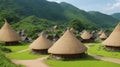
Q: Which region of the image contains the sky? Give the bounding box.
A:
[47,0,120,14]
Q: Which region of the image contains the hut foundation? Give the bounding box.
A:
[100,38,106,40]
[81,39,94,43]
[32,49,48,54]
[5,41,19,46]
[105,46,120,51]
[49,53,86,60]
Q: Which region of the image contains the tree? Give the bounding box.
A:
[69,19,85,31]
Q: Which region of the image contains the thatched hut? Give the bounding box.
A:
[99,32,107,40]
[48,29,87,59]
[98,30,103,36]
[29,32,52,54]
[53,34,60,41]
[0,20,20,45]
[81,30,93,42]
[102,23,120,51]
[21,36,32,43]
[70,27,76,34]
[53,25,58,30]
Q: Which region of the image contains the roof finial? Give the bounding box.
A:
[41,31,45,36]
[67,27,70,30]
[4,19,8,23]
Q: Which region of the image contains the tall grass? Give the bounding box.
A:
[0,51,19,67]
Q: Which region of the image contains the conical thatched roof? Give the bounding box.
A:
[81,30,92,39]
[98,30,103,35]
[102,23,120,46]
[0,20,20,42]
[70,27,77,33]
[53,25,58,30]
[48,29,87,54]
[70,27,75,32]
[99,32,107,39]
[29,32,52,49]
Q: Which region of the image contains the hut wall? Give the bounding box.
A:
[100,38,106,40]
[105,46,120,51]
[81,39,94,43]
[50,53,85,60]
[32,49,48,54]
[5,41,19,46]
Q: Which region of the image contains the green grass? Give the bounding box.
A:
[6,50,48,60]
[5,43,48,60]
[5,42,120,67]
[87,43,120,59]
[46,55,120,67]
[5,43,30,52]
[46,43,120,67]
[0,50,23,67]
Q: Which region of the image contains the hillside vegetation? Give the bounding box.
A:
[0,0,119,28]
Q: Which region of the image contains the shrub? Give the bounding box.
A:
[0,46,12,53]
[0,51,18,67]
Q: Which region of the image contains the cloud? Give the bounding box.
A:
[110,0,120,9]
[104,0,120,14]
[47,0,120,14]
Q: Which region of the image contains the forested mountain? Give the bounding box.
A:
[89,11,119,28]
[60,2,98,29]
[0,0,119,30]
[111,13,120,20]
[13,15,59,38]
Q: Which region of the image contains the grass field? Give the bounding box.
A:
[46,43,120,67]
[46,55,120,67]
[5,43,30,52]
[5,42,120,67]
[6,50,48,60]
[5,43,48,60]
[87,43,120,59]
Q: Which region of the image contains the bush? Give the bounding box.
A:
[0,46,12,53]
[0,51,18,67]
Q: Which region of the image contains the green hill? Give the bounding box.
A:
[0,0,119,29]
[0,0,66,22]
[111,13,120,20]
[89,11,119,28]
[60,2,99,29]
[13,15,58,38]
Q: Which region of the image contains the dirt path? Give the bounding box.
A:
[88,53,120,64]
[12,56,50,67]
[12,48,50,67]
[12,45,120,67]
[86,45,120,64]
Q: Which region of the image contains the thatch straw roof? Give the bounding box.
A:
[102,23,120,46]
[70,27,75,31]
[48,29,87,54]
[81,30,92,39]
[98,30,103,35]
[53,25,58,30]
[0,20,20,42]
[99,32,107,39]
[70,27,75,32]
[29,32,52,49]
